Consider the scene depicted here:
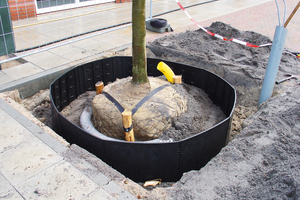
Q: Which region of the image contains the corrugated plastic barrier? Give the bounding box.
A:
[50,56,236,182]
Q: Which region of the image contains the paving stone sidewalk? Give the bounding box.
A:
[0,98,136,200]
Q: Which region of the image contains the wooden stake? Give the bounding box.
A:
[122,110,135,142]
[95,81,104,94]
[284,1,300,27]
[173,75,182,84]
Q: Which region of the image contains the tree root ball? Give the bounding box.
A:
[92,77,188,141]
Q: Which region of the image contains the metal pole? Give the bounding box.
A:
[149,0,153,19]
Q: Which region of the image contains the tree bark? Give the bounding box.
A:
[132,0,149,84]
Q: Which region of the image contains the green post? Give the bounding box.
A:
[0,0,15,56]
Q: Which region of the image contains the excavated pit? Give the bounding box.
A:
[3,21,300,198]
[50,56,236,182]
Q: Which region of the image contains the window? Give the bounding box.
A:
[35,0,113,14]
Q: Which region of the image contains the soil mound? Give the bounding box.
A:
[92,77,188,141]
[148,21,300,105]
[170,86,300,200]
[147,21,300,199]
[60,76,225,141]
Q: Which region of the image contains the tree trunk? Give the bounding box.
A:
[132,0,148,84]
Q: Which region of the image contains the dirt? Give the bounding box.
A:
[160,82,225,141]
[169,85,300,199]
[61,76,225,141]
[60,91,96,126]
[146,22,300,199]
[3,21,300,199]
[92,76,189,141]
[148,21,300,139]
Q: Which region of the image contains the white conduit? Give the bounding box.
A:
[80,105,173,143]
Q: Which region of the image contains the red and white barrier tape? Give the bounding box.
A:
[284,51,300,58]
[175,0,272,48]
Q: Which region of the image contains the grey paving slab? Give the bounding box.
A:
[1,63,43,80]
[67,157,111,186]
[15,161,99,200]
[48,44,95,61]
[102,181,136,200]
[92,32,131,47]
[0,99,115,200]
[0,109,37,153]
[0,138,63,185]
[24,51,71,70]
[0,189,24,200]
[0,173,13,194]
[83,188,115,200]
[0,64,72,98]
[71,38,115,54]
[0,99,68,154]
[0,72,14,85]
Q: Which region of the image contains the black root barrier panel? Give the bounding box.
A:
[50,56,236,182]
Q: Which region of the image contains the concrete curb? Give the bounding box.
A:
[0,98,68,155]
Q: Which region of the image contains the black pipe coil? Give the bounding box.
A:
[50,56,236,182]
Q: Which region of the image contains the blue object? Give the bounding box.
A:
[258,26,287,107]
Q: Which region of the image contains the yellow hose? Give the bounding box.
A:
[157,61,175,84]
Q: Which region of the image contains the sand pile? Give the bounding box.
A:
[147,22,300,199]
